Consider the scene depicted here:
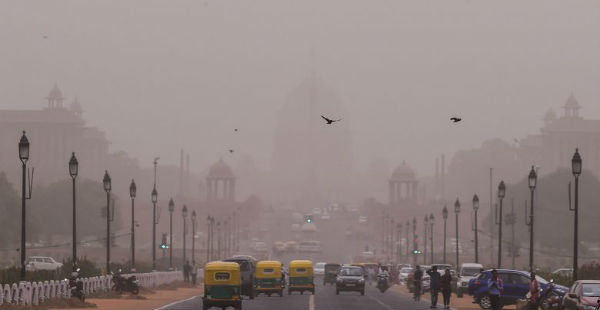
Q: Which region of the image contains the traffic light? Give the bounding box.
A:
[160,233,168,249]
[412,249,422,255]
[306,216,313,223]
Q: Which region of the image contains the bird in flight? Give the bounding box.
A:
[43,35,48,39]
[450,117,462,123]
[229,149,234,154]
[321,115,341,125]
[234,128,238,132]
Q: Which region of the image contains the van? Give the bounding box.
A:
[457,263,483,297]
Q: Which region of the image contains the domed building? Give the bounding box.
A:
[206,159,236,201]
[389,162,418,206]
[271,74,353,206]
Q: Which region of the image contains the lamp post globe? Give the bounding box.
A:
[528,166,537,190]
[19,131,29,163]
[69,152,78,178]
[103,171,111,193]
[151,188,158,204]
[498,181,506,199]
[169,198,175,212]
[129,179,136,198]
[572,149,582,176]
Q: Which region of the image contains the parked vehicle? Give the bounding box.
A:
[468,269,568,309]
[288,260,314,295]
[457,263,483,298]
[314,262,326,276]
[111,269,140,295]
[551,268,574,278]
[223,256,257,299]
[562,280,600,310]
[336,265,365,295]
[25,256,63,271]
[203,261,242,310]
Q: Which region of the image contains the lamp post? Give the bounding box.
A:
[103,171,112,273]
[412,217,416,265]
[442,205,448,264]
[151,187,158,270]
[571,149,582,280]
[424,215,428,264]
[18,131,30,280]
[527,166,537,272]
[129,179,136,271]
[454,199,460,268]
[405,220,410,258]
[206,216,213,262]
[69,152,78,270]
[473,194,480,264]
[396,222,402,263]
[182,205,188,268]
[168,198,175,270]
[429,213,434,264]
[191,210,197,264]
[497,181,506,268]
[217,221,221,259]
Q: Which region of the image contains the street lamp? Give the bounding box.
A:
[424,215,428,264]
[168,198,175,270]
[429,213,434,264]
[69,152,79,270]
[129,179,136,271]
[103,170,112,274]
[442,205,448,264]
[396,222,402,263]
[18,131,30,280]
[497,180,506,268]
[151,187,158,270]
[472,194,479,264]
[191,210,197,265]
[571,149,582,280]
[454,199,461,268]
[527,166,537,272]
[412,217,416,265]
[182,205,188,268]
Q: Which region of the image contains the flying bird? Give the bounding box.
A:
[43,35,48,39]
[234,128,238,132]
[229,149,235,154]
[321,115,341,125]
[450,117,462,123]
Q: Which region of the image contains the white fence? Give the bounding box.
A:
[0,270,182,306]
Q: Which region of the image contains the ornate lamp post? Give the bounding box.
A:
[191,210,197,264]
[454,199,461,268]
[497,181,506,268]
[182,205,188,267]
[18,131,30,280]
[129,179,136,271]
[396,222,402,263]
[103,171,112,273]
[527,166,537,272]
[472,194,479,264]
[429,213,434,264]
[442,205,448,264]
[69,152,78,270]
[168,198,175,270]
[412,217,417,265]
[571,149,582,280]
[423,215,428,264]
[151,187,158,270]
[216,221,222,259]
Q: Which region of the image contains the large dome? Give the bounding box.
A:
[47,83,64,100]
[391,162,416,181]
[208,159,234,179]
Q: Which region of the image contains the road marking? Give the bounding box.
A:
[154,295,199,310]
[309,294,315,310]
[367,295,392,310]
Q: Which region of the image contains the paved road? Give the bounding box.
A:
[158,280,433,310]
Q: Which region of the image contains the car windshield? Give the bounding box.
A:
[315,263,326,269]
[340,268,362,276]
[535,275,548,285]
[582,284,600,297]
[401,268,413,273]
[461,268,480,276]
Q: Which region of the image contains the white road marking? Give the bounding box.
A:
[154,295,199,310]
[309,294,315,310]
[367,295,393,310]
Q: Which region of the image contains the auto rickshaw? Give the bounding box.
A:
[323,263,341,285]
[203,261,242,310]
[288,260,314,295]
[254,261,284,297]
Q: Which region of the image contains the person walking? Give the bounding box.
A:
[413,265,423,301]
[191,261,198,286]
[528,271,541,310]
[488,269,503,310]
[427,266,441,308]
[441,268,453,309]
[183,260,191,283]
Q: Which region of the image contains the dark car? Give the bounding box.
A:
[336,266,366,295]
[562,280,600,310]
[467,269,568,309]
[223,256,257,299]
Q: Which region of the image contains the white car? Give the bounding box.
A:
[399,267,414,283]
[314,262,326,276]
[25,256,63,271]
[457,263,483,297]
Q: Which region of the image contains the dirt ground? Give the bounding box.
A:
[70,286,202,310]
[391,284,516,310]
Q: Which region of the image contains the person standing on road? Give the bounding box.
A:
[191,261,198,286]
[427,266,441,308]
[488,269,503,310]
[440,268,452,309]
[413,265,423,301]
[528,271,541,310]
[183,261,190,283]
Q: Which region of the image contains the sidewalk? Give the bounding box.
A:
[391,285,516,310]
[71,286,201,310]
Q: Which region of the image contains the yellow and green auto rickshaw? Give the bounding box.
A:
[288,260,314,295]
[203,261,242,310]
[254,260,284,297]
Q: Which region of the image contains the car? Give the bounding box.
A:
[457,263,483,297]
[298,240,321,253]
[223,256,257,299]
[468,269,568,309]
[552,268,574,278]
[398,267,413,283]
[25,256,63,271]
[314,262,326,276]
[562,280,600,310]
[336,266,365,295]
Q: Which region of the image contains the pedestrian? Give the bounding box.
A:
[441,268,453,309]
[488,269,503,310]
[183,260,190,283]
[427,266,441,308]
[413,265,423,301]
[528,271,540,310]
[191,261,198,286]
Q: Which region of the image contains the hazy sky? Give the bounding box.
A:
[1,0,599,176]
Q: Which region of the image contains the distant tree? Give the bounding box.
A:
[0,172,31,248]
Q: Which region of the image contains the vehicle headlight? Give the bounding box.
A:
[358,278,365,283]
